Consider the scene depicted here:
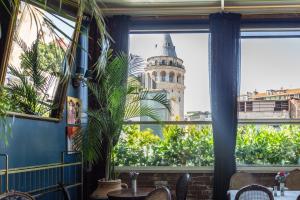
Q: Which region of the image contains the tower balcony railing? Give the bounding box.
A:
[146,63,184,68]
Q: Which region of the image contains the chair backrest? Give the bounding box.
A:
[176,173,191,200]
[146,186,172,200]
[234,184,274,200]
[286,169,300,190]
[0,191,35,200]
[230,172,255,190]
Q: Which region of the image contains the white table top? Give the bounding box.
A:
[228,190,300,200]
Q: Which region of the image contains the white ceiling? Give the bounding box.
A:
[98,0,300,16]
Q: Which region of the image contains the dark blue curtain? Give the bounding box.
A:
[107,15,130,54]
[209,13,241,200]
[0,0,13,84]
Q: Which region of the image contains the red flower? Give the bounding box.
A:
[279,171,285,176]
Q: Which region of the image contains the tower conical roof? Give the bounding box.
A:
[154,34,177,58]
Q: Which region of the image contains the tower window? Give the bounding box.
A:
[162,60,166,65]
[160,71,166,82]
[169,72,175,82]
[152,80,156,89]
[152,71,158,81]
[169,60,173,65]
[177,74,181,83]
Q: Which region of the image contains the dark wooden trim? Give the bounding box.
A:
[0,0,20,85]
[130,13,300,32]
[50,7,83,120]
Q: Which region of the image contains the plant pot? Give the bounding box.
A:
[90,179,128,199]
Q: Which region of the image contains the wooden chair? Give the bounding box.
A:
[234,184,274,200]
[230,172,256,190]
[286,169,300,190]
[146,186,172,200]
[0,191,35,200]
[176,173,191,200]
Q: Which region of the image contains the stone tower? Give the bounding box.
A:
[144,34,186,120]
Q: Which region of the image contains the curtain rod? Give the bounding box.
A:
[102,4,300,16]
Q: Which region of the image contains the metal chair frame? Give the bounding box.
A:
[146,186,172,200]
[0,191,35,200]
[176,173,191,200]
[234,184,274,200]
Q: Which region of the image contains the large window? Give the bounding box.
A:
[114,32,300,167]
[1,2,76,119]
[240,37,300,120]
[115,33,212,167]
[237,35,300,166]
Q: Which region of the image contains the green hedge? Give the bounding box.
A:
[113,124,300,166]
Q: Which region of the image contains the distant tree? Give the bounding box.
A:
[20,41,64,74]
[115,124,300,167]
[6,39,63,116]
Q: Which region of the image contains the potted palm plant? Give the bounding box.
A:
[1,0,167,198]
[74,52,171,199]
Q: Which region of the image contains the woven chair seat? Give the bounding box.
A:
[230,172,256,190]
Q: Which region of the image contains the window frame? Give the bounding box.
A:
[0,1,83,122]
[117,17,300,169]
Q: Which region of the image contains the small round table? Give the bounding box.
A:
[107,188,154,200]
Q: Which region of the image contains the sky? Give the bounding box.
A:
[129,33,300,113]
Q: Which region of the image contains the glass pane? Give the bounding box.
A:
[239,34,300,166]
[240,37,300,120]
[3,2,75,117]
[129,33,210,122]
[116,33,212,167]
[236,124,300,165]
[114,123,214,167]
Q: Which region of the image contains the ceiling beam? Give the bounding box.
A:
[100,1,300,16]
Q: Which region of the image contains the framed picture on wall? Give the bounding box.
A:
[66,126,80,152]
[67,96,82,125]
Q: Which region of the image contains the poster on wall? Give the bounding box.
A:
[67,126,80,152]
[67,96,82,125]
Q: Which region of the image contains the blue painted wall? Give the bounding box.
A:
[0,115,67,168]
[0,23,89,199]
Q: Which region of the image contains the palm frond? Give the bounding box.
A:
[75,52,171,176]
[6,38,60,116]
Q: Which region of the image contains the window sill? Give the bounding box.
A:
[7,111,60,122]
[115,166,300,174]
